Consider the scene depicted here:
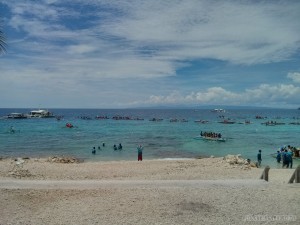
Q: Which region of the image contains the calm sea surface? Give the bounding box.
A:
[0,108,299,167]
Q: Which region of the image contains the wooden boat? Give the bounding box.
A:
[194,135,226,142]
[261,121,285,126]
[194,120,209,124]
[237,120,252,124]
[218,120,235,124]
[149,118,163,122]
[289,122,300,125]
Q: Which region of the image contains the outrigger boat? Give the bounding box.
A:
[194,131,226,142]
[218,119,235,124]
[194,135,226,142]
[237,120,252,124]
[261,121,285,126]
[194,120,209,124]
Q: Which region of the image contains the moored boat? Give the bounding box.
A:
[289,122,300,125]
[237,120,251,124]
[6,113,27,119]
[211,108,225,112]
[194,120,209,123]
[218,119,235,124]
[95,115,109,119]
[261,121,285,126]
[27,109,55,118]
[149,118,163,122]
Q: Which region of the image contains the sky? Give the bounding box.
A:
[0,0,300,109]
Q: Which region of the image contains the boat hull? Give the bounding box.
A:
[194,136,226,142]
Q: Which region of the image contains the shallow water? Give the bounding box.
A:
[0,108,299,167]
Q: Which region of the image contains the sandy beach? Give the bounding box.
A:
[0,157,299,225]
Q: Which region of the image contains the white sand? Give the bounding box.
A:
[0,157,299,225]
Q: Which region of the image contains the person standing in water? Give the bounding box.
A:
[137,145,143,161]
[276,150,281,163]
[257,150,262,167]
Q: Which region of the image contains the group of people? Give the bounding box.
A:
[200,131,222,138]
[91,142,144,161]
[257,146,295,169]
[92,142,106,154]
[275,145,294,168]
[113,143,123,150]
[92,142,123,153]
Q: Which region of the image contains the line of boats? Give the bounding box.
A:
[3,110,55,119]
[2,110,300,126]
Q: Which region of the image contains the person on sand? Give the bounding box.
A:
[257,150,262,167]
[137,145,143,161]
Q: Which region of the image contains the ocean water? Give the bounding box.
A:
[0,108,299,168]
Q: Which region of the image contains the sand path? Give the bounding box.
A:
[0,178,268,190]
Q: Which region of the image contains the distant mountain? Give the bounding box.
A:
[132,104,278,110]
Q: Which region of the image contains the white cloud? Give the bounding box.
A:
[144,84,300,107]
[287,72,300,83]
[4,0,300,79]
[99,0,300,65]
[67,44,97,54]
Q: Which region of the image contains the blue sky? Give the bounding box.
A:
[0,0,300,108]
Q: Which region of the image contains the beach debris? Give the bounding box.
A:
[47,156,83,163]
[223,154,254,169]
[224,154,244,165]
[15,157,25,165]
[7,158,33,178]
[8,169,32,178]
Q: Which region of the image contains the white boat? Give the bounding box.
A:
[211,109,225,112]
[194,120,209,123]
[27,109,55,118]
[6,113,27,119]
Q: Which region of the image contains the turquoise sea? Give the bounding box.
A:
[0,108,299,168]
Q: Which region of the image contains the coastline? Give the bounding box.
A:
[0,156,299,225]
